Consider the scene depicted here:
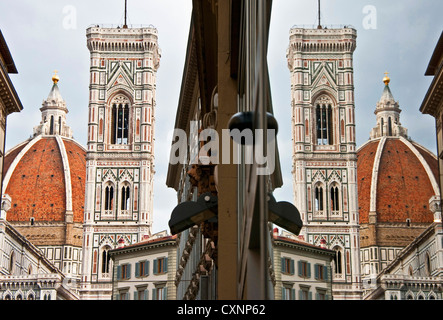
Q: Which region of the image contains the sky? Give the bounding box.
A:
[0,0,442,234]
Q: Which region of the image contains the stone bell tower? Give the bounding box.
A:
[80,24,160,300]
[287,24,362,300]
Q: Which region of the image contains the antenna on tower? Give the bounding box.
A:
[317,0,322,29]
[123,0,128,28]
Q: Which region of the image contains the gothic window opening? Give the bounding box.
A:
[314,185,324,214]
[110,95,130,145]
[388,117,392,136]
[50,116,54,135]
[330,184,340,215]
[315,96,334,145]
[104,184,114,213]
[121,185,130,211]
[59,116,62,135]
[380,118,384,136]
[333,247,343,276]
[101,246,111,275]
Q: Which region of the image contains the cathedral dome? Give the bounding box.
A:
[357,136,439,225]
[1,74,86,247]
[3,135,86,224]
[359,76,440,226]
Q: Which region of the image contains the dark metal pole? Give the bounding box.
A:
[124,0,128,28]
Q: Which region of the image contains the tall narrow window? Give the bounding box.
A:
[334,247,343,275]
[50,116,54,135]
[59,116,62,135]
[314,186,324,212]
[388,117,392,136]
[330,185,340,214]
[315,97,333,145]
[104,185,114,211]
[380,118,384,136]
[110,95,130,145]
[121,185,130,211]
[101,247,111,274]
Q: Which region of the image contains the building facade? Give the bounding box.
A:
[364,222,443,300]
[357,75,439,285]
[273,228,334,300]
[0,199,78,300]
[80,25,161,300]
[109,232,177,300]
[166,0,294,300]
[287,25,362,299]
[2,75,86,289]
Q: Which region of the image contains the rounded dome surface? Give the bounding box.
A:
[357,136,438,224]
[3,136,86,224]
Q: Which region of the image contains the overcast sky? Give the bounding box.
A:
[0,1,442,234]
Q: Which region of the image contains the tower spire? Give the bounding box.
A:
[123,0,128,28]
[317,0,322,29]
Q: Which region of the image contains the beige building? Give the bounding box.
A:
[109,232,177,300]
[273,228,334,300]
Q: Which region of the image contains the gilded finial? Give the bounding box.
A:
[52,70,60,84]
[383,71,390,85]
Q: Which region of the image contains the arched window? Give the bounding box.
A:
[314,184,324,215]
[314,95,334,145]
[316,104,333,145]
[104,184,114,212]
[380,118,384,136]
[388,117,392,136]
[330,184,340,214]
[333,247,343,276]
[110,95,130,145]
[9,251,15,275]
[121,185,130,211]
[101,247,111,274]
[425,252,432,276]
[50,116,54,135]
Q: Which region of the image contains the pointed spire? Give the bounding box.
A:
[369,73,408,140]
[33,71,72,138]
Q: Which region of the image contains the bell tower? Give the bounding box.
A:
[80,22,160,299]
[287,25,362,299]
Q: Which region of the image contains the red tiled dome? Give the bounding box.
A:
[3,136,86,224]
[357,137,438,224]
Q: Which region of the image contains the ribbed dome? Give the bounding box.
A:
[2,135,86,224]
[357,136,439,224]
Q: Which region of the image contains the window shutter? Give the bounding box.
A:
[307,262,311,278]
[315,293,319,300]
[281,287,286,300]
[134,291,137,300]
[323,266,328,280]
[298,290,303,300]
[144,289,148,300]
[325,294,329,300]
[116,265,122,280]
[298,261,303,277]
[290,259,295,275]
[153,259,158,275]
[152,288,157,300]
[291,289,296,300]
[163,257,168,273]
[145,260,150,276]
[135,262,140,278]
[127,263,132,279]
[163,287,167,300]
[308,291,312,300]
[115,293,120,300]
[281,258,285,273]
[314,264,319,280]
